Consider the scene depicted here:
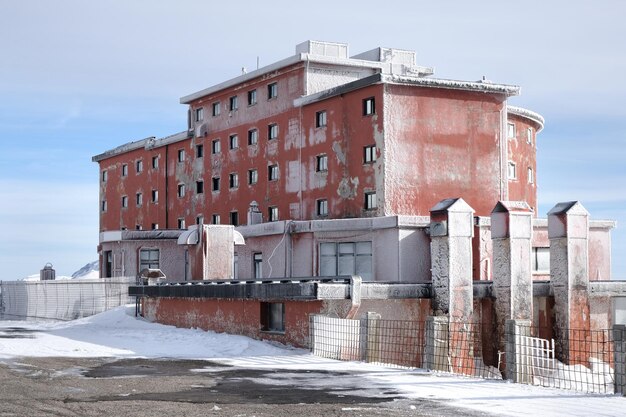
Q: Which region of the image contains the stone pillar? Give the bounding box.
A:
[505,319,532,382]
[548,201,590,364]
[429,198,475,320]
[423,315,450,372]
[365,311,381,363]
[613,325,626,396]
[491,201,534,361]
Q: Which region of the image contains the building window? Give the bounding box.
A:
[229,95,238,111]
[267,82,277,99]
[319,241,373,281]
[196,180,204,194]
[260,302,284,332]
[528,167,534,184]
[151,223,159,230]
[229,173,239,189]
[268,123,278,140]
[230,211,239,226]
[507,122,516,138]
[248,89,257,106]
[101,200,107,212]
[122,164,128,177]
[527,127,533,144]
[317,199,328,217]
[315,110,327,128]
[151,189,158,203]
[177,218,186,229]
[212,177,220,192]
[196,144,204,158]
[139,248,159,271]
[248,169,258,185]
[152,156,159,169]
[268,164,279,181]
[102,170,107,182]
[212,214,220,224]
[248,129,258,145]
[195,107,203,122]
[365,191,377,210]
[532,247,550,273]
[196,215,204,225]
[363,97,375,115]
[316,154,328,172]
[268,206,278,222]
[136,192,142,207]
[233,253,239,280]
[121,195,128,208]
[135,224,142,230]
[212,139,221,154]
[177,149,185,162]
[508,161,517,180]
[229,134,239,150]
[136,160,143,173]
[212,101,221,116]
[253,253,263,279]
[177,183,185,198]
[364,145,376,163]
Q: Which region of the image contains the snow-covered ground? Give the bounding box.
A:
[0,306,624,416]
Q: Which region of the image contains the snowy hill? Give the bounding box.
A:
[71,260,99,279]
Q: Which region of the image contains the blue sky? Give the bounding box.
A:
[0,0,624,279]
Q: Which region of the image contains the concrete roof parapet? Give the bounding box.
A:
[547,201,589,239]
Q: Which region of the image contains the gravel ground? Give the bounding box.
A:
[0,357,491,417]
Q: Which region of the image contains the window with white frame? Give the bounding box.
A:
[268,123,278,140]
[316,110,327,128]
[151,189,158,203]
[136,192,142,207]
[528,167,534,184]
[527,127,533,144]
[317,199,328,217]
[177,149,185,162]
[365,191,377,210]
[177,218,186,229]
[229,95,238,111]
[364,145,376,163]
[363,97,375,115]
[195,107,203,122]
[248,169,258,185]
[319,241,373,281]
[152,156,159,169]
[136,160,143,173]
[268,206,278,222]
[196,144,204,158]
[316,154,328,172]
[229,173,239,189]
[139,248,159,271]
[532,247,550,273]
[101,200,107,212]
[135,224,142,230]
[508,161,517,180]
[121,195,128,208]
[177,183,185,198]
[267,82,277,99]
[260,302,284,332]
[151,223,159,230]
[196,215,204,225]
[102,170,107,182]
[507,122,516,138]
[212,213,220,224]
[248,89,257,106]
[212,139,221,154]
[212,101,221,116]
[229,134,239,150]
[268,164,279,181]
[122,164,128,177]
[253,253,262,279]
[248,129,258,145]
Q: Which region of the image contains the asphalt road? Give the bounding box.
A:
[0,356,492,417]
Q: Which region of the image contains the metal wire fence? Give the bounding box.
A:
[0,278,134,321]
[309,315,617,394]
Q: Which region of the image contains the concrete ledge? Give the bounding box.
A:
[590,281,626,296]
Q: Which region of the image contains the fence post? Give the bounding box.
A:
[613,324,626,396]
[505,319,532,383]
[365,312,381,363]
[424,316,450,371]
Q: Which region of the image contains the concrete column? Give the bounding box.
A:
[195,225,236,280]
[365,311,381,363]
[613,325,626,396]
[505,319,532,382]
[548,201,590,364]
[429,198,475,320]
[423,315,450,372]
[491,201,534,358]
